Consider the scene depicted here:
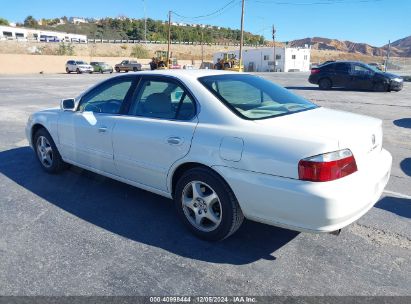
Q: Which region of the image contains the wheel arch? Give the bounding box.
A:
[31,123,47,146]
[169,162,230,199]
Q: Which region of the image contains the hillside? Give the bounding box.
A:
[290,36,411,57]
[23,17,265,45]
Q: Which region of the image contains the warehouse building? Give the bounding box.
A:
[213,46,311,72]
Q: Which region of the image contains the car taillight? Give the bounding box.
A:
[311,69,320,74]
[298,149,357,182]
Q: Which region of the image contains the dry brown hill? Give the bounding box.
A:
[289,36,411,57]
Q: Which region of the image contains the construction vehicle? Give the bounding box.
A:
[149,51,181,70]
[214,53,243,72]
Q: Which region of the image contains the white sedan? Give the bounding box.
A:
[26,70,392,241]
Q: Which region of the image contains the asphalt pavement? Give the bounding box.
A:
[0,72,410,296]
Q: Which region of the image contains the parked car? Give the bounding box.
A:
[115,60,142,72]
[65,60,93,74]
[90,62,114,74]
[26,70,392,241]
[309,61,403,91]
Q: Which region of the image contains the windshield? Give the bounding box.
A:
[365,63,381,73]
[198,74,317,120]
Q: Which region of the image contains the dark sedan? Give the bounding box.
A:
[308,61,403,92]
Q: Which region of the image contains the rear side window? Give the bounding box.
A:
[335,63,350,73]
[199,74,317,120]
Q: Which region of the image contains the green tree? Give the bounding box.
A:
[24,15,38,28]
[0,17,9,25]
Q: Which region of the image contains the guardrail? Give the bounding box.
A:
[0,36,267,47]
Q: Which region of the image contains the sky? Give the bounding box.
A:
[1,0,410,47]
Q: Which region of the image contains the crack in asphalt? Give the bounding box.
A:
[349,223,411,249]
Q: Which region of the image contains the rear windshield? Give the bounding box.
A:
[198,74,317,120]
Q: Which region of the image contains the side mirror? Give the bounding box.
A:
[60,98,76,111]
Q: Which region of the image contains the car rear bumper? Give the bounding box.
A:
[308,75,318,84]
[213,148,392,233]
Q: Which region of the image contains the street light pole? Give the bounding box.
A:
[272,25,276,72]
[239,0,245,72]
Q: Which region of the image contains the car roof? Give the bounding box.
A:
[113,69,242,80]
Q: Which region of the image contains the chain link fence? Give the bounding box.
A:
[386,57,411,75]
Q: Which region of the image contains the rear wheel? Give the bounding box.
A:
[319,78,332,90]
[115,67,120,73]
[174,167,244,241]
[76,68,81,74]
[34,128,67,174]
[66,67,70,74]
[133,67,138,72]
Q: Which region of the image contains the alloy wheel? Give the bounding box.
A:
[36,136,53,168]
[181,181,222,232]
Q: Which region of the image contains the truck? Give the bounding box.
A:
[114,60,142,72]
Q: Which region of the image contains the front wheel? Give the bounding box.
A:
[76,68,81,74]
[34,128,67,174]
[374,82,388,92]
[174,167,244,241]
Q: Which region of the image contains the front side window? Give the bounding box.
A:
[352,64,373,76]
[129,79,195,120]
[78,79,133,114]
[199,74,317,120]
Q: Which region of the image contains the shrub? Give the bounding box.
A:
[57,43,75,56]
[130,44,149,59]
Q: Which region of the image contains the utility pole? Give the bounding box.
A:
[167,10,171,67]
[272,25,276,72]
[143,0,147,42]
[385,40,391,72]
[201,31,204,64]
[238,0,245,72]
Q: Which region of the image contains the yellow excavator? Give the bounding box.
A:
[149,51,181,70]
[214,53,243,72]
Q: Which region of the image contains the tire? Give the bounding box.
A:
[133,67,137,72]
[100,69,104,74]
[374,82,388,92]
[66,67,70,74]
[115,67,120,73]
[76,68,81,74]
[33,128,67,174]
[174,167,244,241]
[319,78,332,90]
[110,70,113,74]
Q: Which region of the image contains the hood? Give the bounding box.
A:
[376,71,401,79]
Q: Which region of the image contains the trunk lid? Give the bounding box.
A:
[254,107,382,172]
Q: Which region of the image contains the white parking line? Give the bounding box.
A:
[383,190,411,200]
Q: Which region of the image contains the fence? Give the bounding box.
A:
[0,36,267,48]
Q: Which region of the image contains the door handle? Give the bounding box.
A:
[167,137,183,145]
[98,126,108,133]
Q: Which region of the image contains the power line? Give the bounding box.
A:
[171,0,240,21]
[250,0,383,5]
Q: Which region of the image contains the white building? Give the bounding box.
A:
[0,25,87,42]
[69,17,88,24]
[213,47,311,72]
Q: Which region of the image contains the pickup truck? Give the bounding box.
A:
[114,60,142,72]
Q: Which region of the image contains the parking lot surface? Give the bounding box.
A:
[0,72,410,295]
